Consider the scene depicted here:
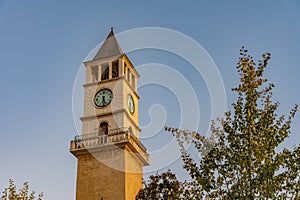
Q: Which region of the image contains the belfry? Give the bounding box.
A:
[70,28,149,200]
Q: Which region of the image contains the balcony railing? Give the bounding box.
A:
[70,127,149,164]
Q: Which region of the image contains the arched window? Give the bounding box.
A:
[91,66,99,82]
[101,63,109,81]
[100,122,109,135]
[112,61,119,78]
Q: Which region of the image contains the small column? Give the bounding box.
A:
[86,66,91,83]
[99,64,102,82]
[109,62,112,79]
[119,58,123,77]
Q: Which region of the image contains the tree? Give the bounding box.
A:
[137,47,299,199]
[136,170,189,200]
[1,179,43,200]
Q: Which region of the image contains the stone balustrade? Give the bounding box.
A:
[70,127,149,164]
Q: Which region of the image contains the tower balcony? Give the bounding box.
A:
[70,127,149,165]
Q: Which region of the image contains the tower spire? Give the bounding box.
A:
[92,28,122,61]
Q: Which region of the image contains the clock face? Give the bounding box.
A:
[94,89,113,107]
[127,94,135,114]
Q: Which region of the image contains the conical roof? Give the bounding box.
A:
[92,28,123,61]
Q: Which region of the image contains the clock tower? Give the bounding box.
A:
[70,28,149,200]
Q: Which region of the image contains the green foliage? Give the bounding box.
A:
[1,179,43,200]
[137,47,299,199]
[136,170,190,200]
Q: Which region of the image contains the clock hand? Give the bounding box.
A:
[102,96,106,105]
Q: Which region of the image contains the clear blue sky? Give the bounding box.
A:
[0,1,299,199]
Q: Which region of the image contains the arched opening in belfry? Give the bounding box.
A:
[100,122,109,135]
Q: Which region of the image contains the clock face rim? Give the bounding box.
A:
[94,88,113,108]
[127,94,135,114]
